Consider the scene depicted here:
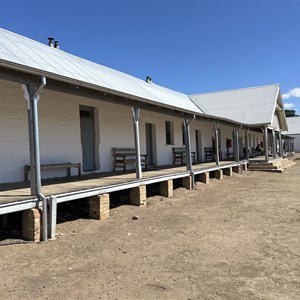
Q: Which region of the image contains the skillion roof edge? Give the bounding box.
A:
[0,59,273,129]
[0,59,202,116]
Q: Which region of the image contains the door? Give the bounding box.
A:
[80,106,96,171]
[195,130,202,162]
[145,123,157,165]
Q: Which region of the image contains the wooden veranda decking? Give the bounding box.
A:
[0,160,242,215]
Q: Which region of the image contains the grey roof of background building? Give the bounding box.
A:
[0,28,203,115]
[282,117,300,135]
[189,84,288,130]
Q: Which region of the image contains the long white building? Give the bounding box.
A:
[0,28,288,184]
[0,28,292,242]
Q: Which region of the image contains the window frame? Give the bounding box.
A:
[165,121,174,145]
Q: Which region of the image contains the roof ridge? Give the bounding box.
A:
[190,84,280,97]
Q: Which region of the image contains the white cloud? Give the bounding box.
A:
[282,87,300,99]
[284,103,295,109]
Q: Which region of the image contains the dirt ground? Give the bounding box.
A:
[0,158,300,300]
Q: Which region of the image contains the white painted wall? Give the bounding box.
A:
[0,79,271,184]
[0,80,29,183]
[289,135,300,152]
[140,110,187,165]
[1,80,200,182]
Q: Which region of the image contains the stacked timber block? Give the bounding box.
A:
[182,176,193,190]
[22,208,42,242]
[160,180,173,197]
[223,167,233,177]
[242,163,248,171]
[0,215,7,230]
[214,170,223,180]
[199,172,209,184]
[88,194,110,220]
[130,186,147,206]
[232,165,242,173]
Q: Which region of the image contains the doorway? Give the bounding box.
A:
[80,106,96,171]
[195,130,202,162]
[145,123,157,165]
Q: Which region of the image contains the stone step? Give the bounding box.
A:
[248,159,295,173]
[248,165,280,170]
[248,168,283,173]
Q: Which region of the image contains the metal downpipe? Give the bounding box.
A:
[132,107,142,179]
[245,128,249,161]
[264,127,269,161]
[184,116,195,188]
[214,123,220,166]
[32,76,47,241]
[272,129,276,158]
[234,126,241,163]
[278,132,283,157]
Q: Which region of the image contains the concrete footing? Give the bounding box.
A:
[88,194,110,220]
[130,186,147,206]
[182,176,193,190]
[160,180,173,197]
[198,172,209,184]
[223,167,233,176]
[22,208,42,242]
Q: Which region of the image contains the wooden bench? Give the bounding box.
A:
[112,148,148,171]
[172,147,195,165]
[204,147,215,161]
[24,162,81,182]
[205,147,222,161]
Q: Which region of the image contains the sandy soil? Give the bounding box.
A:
[0,158,300,300]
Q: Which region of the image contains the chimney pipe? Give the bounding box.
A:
[54,41,59,49]
[48,37,54,47]
[146,76,152,83]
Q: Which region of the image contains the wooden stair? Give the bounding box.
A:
[248,158,296,173]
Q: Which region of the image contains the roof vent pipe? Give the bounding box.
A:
[54,41,59,49]
[48,37,54,47]
[146,76,152,83]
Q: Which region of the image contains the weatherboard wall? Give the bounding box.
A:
[288,135,300,152]
[0,80,196,183]
[0,79,267,184]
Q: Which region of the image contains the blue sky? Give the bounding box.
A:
[1,0,300,114]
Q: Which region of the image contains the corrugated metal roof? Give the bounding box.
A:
[0,28,203,115]
[282,117,300,135]
[189,85,280,126]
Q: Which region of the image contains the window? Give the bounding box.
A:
[165,121,174,145]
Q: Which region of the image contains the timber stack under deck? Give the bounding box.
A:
[0,161,247,242]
